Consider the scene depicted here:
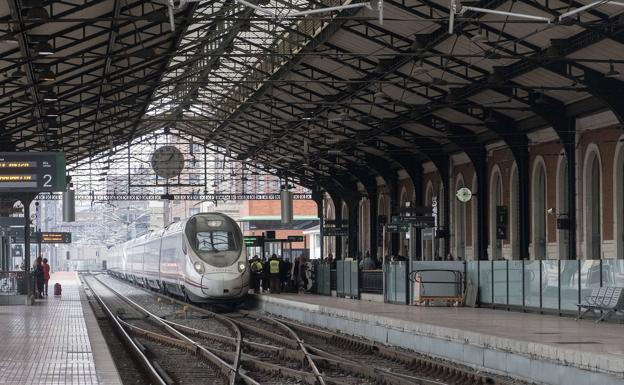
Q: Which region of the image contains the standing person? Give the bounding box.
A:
[33,257,44,299]
[42,258,51,297]
[268,254,281,294]
[250,255,263,293]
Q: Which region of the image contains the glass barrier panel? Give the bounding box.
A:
[541,260,559,311]
[465,261,479,292]
[384,264,395,303]
[336,261,344,296]
[508,261,523,306]
[560,260,580,312]
[524,261,541,309]
[602,259,624,287]
[479,261,492,304]
[493,261,508,305]
[395,262,407,304]
[580,260,602,306]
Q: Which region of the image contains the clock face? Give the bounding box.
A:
[151,146,185,179]
[456,187,472,203]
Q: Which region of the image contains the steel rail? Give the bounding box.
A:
[82,277,169,385]
[90,275,251,385]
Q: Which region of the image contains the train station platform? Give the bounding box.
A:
[0,272,122,385]
[255,293,624,385]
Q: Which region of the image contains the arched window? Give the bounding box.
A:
[615,138,624,259]
[425,182,434,260]
[359,197,370,256]
[584,148,602,260]
[455,175,466,259]
[324,197,335,257]
[490,168,503,260]
[532,160,547,260]
[341,201,349,258]
[509,164,520,259]
[557,156,569,259]
[399,188,409,257]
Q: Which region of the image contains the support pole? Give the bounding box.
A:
[565,124,577,260]
[517,143,531,259]
[369,192,378,259]
[475,150,489,260]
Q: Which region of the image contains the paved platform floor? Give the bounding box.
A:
[257,293,624,385]
[0,272,122,385]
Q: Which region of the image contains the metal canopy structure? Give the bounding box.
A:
[1,0,624,199]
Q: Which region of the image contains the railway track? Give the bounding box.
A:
[89,273,525,385]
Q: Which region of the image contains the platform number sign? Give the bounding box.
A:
[0,152,66,192]
[496,206,508,240]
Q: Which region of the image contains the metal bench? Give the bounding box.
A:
[576,286,624,323]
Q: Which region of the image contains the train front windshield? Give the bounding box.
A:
[185,214,241,267]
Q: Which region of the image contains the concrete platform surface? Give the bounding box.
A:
[257,294,624,385]
[0,272,122,385]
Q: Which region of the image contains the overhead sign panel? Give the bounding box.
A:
[322,227,348,237]
[38,232,72,244]
[287,235,304,242]
[0,153,66,192]
[395,215,435,228]
[244,235,264,247]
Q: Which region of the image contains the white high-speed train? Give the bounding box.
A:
[108,212,250,303]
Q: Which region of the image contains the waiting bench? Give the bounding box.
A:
[576,286,624,323]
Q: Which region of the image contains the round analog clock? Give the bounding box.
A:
[456,187,473,203]
[151,145,185,179]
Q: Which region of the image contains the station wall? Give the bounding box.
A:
[321,112,624,260]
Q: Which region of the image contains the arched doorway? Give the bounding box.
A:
[509,164,520,259]
[324,196,335,257]
[424,182,434,260]
[399,188,408,257]
[615,138,624,259]
[359,197,370,257]
[584,148,602,260]
[557,157,569,259]
[341,201,349,258]
[455,175,466,260]
[532,160,547,260]
[490,168,503,260]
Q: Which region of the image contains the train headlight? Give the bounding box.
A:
[194,261,205,274]
[238,261,246,273]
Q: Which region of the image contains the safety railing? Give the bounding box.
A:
[315,263,331,295]
[384,262,409,304]
[336,260,359,299]
[361,270,383,294]
[472,259,624,315]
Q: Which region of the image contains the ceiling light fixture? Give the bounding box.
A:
[0,34,19,45]
[605,61,621,79]
[25,6,49,20]
[9,68,26,78]
[39,69,55,81]
[42,92,58,102]
[33,42,53,55]
[45,107,59,117]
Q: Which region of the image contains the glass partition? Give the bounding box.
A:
[541,260,559,311]
[479,261,493,304]
[524,261,541,309]
[493,261,508,305]
[508,261,523,306]
[560,260,580,312]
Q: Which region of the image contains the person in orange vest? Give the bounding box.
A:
[42,258,51,297]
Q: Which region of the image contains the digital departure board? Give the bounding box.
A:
[0,152,66,192]
[38,232,71,244]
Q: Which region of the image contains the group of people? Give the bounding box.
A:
[249,254,309,294]
[32,256,51,299]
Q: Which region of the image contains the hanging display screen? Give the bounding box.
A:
[0,152,66,192]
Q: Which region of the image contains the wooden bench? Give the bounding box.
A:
[576,286,624,323]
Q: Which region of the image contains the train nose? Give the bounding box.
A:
[200,273,243,297]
